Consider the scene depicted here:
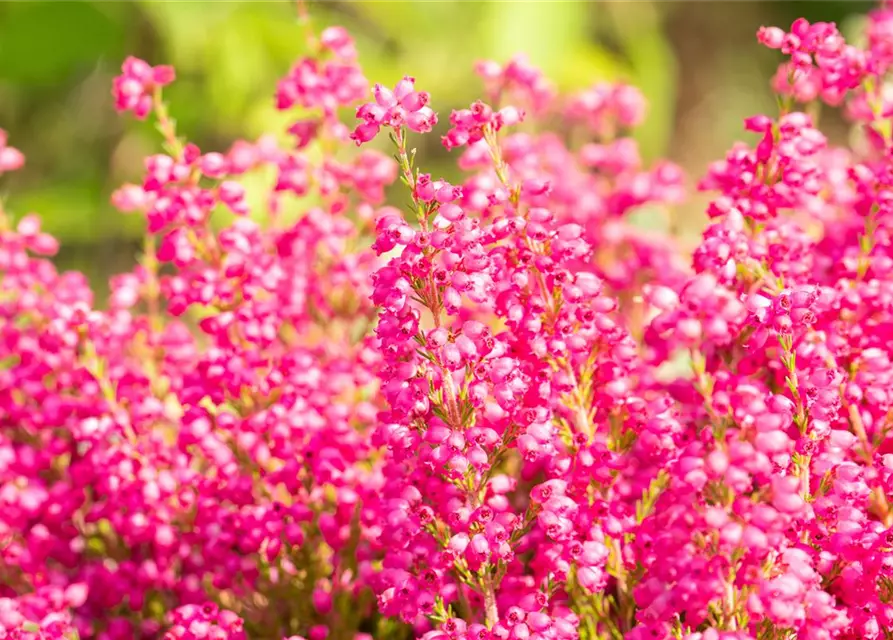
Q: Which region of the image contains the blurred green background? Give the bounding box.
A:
[0,0,875,296]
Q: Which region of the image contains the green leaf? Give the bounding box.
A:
[8,181,142,243]
[206,8,276,126]
[484,3,627,90]
[627,205,670,235]
[0,1,126,86]
[486,2,585,73]
[138,1,233,72]
[602,2,677,159]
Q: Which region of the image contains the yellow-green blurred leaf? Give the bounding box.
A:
[0,1,126,86]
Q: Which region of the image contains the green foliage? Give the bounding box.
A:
[879,575,893,604]
[635,470,668,523]
[0,2,127,86]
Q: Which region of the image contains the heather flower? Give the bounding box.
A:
[0,129,24,174]
[112,56,175,119]
[5,6,893,640]
[350,76,437,146]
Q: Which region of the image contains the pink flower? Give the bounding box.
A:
[112,56,175,119]
[0,129,24,174]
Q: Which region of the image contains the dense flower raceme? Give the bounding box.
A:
[6,7,893,640]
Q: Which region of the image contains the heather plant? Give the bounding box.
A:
[3,3,893,640]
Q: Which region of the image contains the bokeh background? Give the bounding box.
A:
[0,0,875,298]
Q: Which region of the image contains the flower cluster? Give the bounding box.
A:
[350,76,438,145]
[759,18,867,105]
[565,83,647,137]
[164,604,245,640]
[111,57,176,120]
[3,5,893,640]
[276,26,368,121]
[441,101,524,151]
